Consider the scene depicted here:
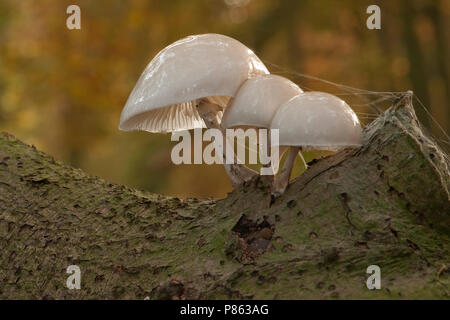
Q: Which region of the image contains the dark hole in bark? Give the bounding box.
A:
[230,214,274,262]
[287,200,297,208]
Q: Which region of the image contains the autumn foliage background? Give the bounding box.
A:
[0,0,449,198]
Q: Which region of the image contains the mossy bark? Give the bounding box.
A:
[0,97,449,299]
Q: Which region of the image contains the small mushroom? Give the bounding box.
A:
[222,75,303,129]
[270,91,362,195]
[221,75,303,179]
[119,34,269,187]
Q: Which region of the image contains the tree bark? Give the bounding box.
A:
[0,96,449,299]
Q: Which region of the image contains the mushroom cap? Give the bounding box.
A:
[221,75,303,129]
[119,34,269,133]
[270,92,362,149]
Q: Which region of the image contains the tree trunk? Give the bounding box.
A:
[0,96,449,299]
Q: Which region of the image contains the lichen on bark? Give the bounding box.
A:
[0,97,449,299]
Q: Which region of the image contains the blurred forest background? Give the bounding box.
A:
[0,0,449,198]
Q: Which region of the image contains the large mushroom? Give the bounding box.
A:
[119,34,269,187]
[270,91,363,195]
[221,74,303,178]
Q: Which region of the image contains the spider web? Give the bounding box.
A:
[262,60,450,160]
[229,60,450,168]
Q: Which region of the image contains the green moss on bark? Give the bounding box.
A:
[0,99,449,299]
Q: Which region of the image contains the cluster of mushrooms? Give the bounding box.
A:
[119,34,362,195]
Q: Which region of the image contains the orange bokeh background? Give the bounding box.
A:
[0,0,448,198]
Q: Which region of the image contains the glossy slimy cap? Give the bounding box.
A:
[221,75,303,129]
[119,34,269,133]
[270,92,362,149]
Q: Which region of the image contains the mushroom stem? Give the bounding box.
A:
[271,146,300,195]
[298,149,308,170]
[260,132,275,185]
[197,99,258,188]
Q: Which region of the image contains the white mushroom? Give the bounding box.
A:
[222,75,303,129]
[221,74,303,179]
[118,34,269,187]
[270,91,363,195]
